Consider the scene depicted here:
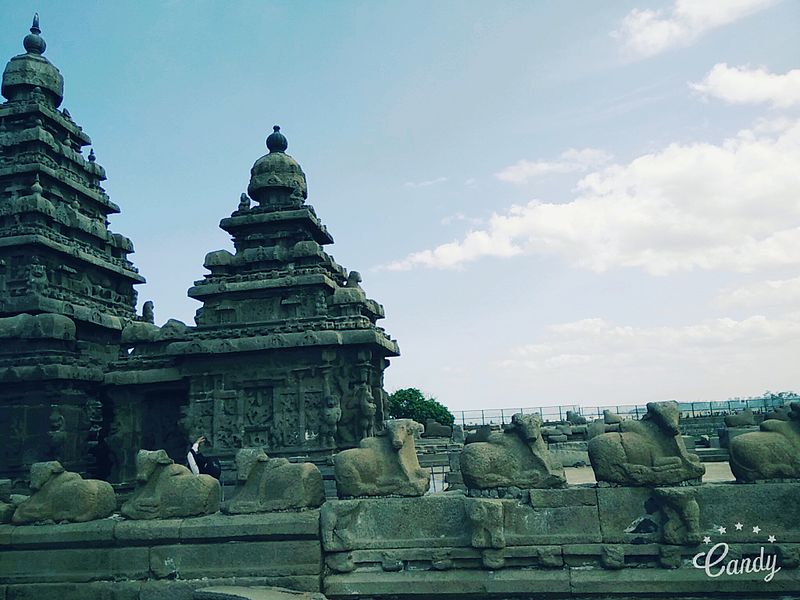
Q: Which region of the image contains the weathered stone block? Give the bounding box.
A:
[139,578,321,600]
[323,570,572,597]
[5,581,141,600]
[150,541,321,580]
[9,519,116,548]
[193,587,328,600]
[693,482,800,543]
[597,486,660,544]
[1,546,149,583]
[180,512,320,542]
[321,495,471,552]
[504,498,602,545]
[529,486,597,508]
[114,518,182,544]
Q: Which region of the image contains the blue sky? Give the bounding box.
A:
[2,1,798,412]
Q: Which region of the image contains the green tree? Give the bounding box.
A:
[388,388,455,427]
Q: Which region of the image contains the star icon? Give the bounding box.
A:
[718,526,726,534]
[768,535,776,543]
[753,526,761,534]
[735,522,743,531]
[703,536,711,544]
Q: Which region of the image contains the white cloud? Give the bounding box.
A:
[404,176,448,188]
[715,277,800,309]
[495,148,612,184]
[613,0,778,58]
[499,314,800,376]
[382,118,800,274]
[691,64,800,108]
[440,212,484,226]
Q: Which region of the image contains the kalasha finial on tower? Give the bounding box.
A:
[23,13,46,55]
[266,125,288,153]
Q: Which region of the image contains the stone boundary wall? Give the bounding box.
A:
[320,484,800,598]
[0,512,321,600]
[2,485,800,599]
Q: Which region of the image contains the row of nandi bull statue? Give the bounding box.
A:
[3,401,799,525]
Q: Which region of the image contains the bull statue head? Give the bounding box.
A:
[644,401,681,437]
[29,461,64,491]
[509,413,543,442]
[385,419,424,450]
[135,449,173,482]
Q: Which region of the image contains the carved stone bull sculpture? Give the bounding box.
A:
[460,413,566,489]
[729,402,800,482]
[224,449,325,513]
[334,419,429,498]
[121,449,220,519]
[588,401,705,486]
[12,461,116,524]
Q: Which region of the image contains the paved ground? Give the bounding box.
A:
[564,461,735,485]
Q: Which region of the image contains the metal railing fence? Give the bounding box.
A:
[454,395,795,427]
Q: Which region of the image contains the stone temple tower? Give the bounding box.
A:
[109,126,400,480]
[0,16,399,486]
[0,16,144,482]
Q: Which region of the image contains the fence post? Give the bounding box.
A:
[481,409,485,426]
[461,411,465,427]
[558,405,563,421]
[501,409,505,424]
[634,405,640,419]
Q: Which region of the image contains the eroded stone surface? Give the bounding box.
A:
[224,449,324,513]
[461,413,566,489]
[589,401,705,486]
[121,450,220,519]
[334,419,429,498]
[194,587,327,600]
[730,402,800,482]
[12,461,115,524]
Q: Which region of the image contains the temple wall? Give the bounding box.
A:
[2,484,800,599]
[0,512,322,600]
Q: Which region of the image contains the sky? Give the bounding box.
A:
[1,1,798,414]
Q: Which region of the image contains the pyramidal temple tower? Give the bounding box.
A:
[186,125,401,452]
[0,16,399,486]
[0,16,144,480]
[109,126,400,479]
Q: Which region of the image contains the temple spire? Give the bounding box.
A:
[23,13,46,55]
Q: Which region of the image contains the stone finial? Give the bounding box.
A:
[30,173,43,195]
[23,13,46,55]
[266,125,288,153]
[88,148,96,163]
